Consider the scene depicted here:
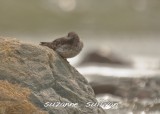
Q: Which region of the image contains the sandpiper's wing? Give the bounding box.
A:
[52,37,73,49]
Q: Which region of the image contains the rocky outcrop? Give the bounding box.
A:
[0,37,105,114]
[0,80,48,114]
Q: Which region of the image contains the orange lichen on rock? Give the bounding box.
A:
[0,80,48,114]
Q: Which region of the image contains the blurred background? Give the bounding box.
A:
[0,0,160,55]
[1,0,160,113]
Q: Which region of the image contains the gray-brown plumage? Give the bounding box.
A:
[40,32,83,58]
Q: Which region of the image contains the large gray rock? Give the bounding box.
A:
[0,37,105,114]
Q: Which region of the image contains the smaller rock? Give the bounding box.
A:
[78,49,132,67]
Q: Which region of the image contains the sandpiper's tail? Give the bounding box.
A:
[40,42,53,48]
[40,42,49,46]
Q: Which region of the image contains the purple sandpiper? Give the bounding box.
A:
[40,32,83,58]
